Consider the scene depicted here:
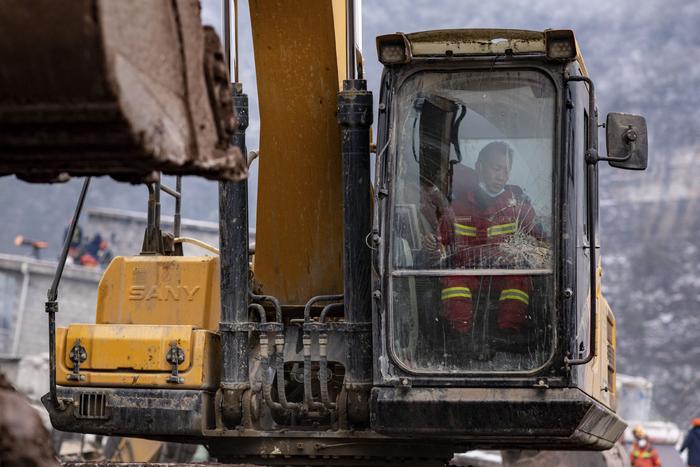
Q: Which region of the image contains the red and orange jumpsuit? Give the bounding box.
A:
[440,184,539,333]
[630,441,661,467]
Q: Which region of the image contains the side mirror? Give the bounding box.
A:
[605,112,648,170]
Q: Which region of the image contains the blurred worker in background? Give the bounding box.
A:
[78,233,113,268]
[61,227,113,269]
[630,425,661,467]
[680,418,700,467]
[62,219,83,263]
[13,235,48,260]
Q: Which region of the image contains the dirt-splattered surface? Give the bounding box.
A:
[0,372,59,467]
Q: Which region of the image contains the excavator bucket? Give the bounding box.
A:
[0,0,247,183]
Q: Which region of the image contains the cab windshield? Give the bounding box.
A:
[389,68,556,373]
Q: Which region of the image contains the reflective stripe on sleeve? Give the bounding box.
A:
[441,286,472,300]
[487,222,517,236]
[454,223,477,237]
[499,288,529,305]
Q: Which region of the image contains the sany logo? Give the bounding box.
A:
[128,285,200,301]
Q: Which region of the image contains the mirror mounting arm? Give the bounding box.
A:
[598,127,637,163]
[585,148,599,165]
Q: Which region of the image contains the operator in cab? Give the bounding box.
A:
[438,141,545,336]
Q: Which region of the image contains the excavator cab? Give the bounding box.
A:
[369,29,647,448]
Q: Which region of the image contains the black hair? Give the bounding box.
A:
[476,141,514,166]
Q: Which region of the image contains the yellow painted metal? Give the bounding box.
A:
[55,325,220,389]
[331,0,348,87]
[249,0,346,305]
[65,324,192,371]
[580,263,617,410]
[96,256,220,330]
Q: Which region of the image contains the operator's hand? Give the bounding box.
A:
[422,233,448,264]
[422,233,440,252]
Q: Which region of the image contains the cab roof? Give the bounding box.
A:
[381,28,588,77]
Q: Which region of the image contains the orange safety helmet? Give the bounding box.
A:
[693,418,700,427]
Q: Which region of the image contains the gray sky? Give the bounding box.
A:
[199,0,700,204]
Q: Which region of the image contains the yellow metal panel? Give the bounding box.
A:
[579,295,616,410]
[65,324,193,371]
[56,326,220,389]
[96,256,220,330]
[250,0,345,305]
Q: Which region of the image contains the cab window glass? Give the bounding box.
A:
[390,69,556,372]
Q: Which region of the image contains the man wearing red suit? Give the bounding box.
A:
[440,141,542,335]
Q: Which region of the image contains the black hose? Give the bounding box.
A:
[250,291,282,323]
[248,303,266,324]
[275,333,300,412]
[301,295,342,413]
[48,177,91,409]
[250,303,284,413]
[318,304,342,410]
[319,354,330,407]
[49,178,91,301]
[303,333,313,412]
[319,333,335,409]
[261,356,282,412]
[319,302,344,324]
[260,332,282,413]
[303,294,343,323]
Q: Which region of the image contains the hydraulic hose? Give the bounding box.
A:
[275,333,300,412]
[318,333,335,409]
[301,294,343,413]
[319,303,343,410]
[250,291,283,324]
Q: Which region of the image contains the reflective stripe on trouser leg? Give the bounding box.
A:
[499,288,529,305]
[441,286,472,300]
[441,276,477,333]
[494,275,531,330]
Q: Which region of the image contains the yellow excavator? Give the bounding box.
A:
[0,1,649,465]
